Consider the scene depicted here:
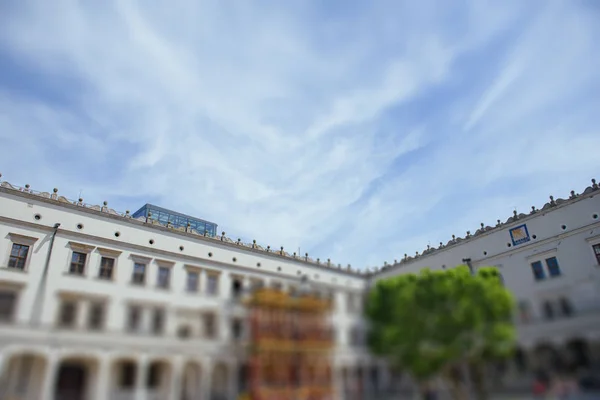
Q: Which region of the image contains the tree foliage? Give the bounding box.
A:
[365,265,515,387]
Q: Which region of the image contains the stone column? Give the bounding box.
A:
[332,362,344,400]
[201,357,213,400]
[228,360,239,400]
[168,356,183,400]
[95,355,110,400]
[40,354,59,400]
[135,356,148,400]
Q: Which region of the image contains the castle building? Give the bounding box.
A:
[0,174,599,399]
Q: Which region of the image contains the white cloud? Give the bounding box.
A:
[0,0,599,268]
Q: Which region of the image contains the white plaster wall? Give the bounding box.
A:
[0,188,367,359]
[372,191,600,346]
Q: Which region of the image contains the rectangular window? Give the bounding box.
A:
[545,257,561,277]
[349,327,362,346]
[204,313,216,338]
[231,318,243,340]
[0,291,17,322]
[542,301,554,320]
[186,271,199,292]
[346,293,356,312]
[518,300,531,323]
[127,306,142,332]
[151,308,165,335]
[207,275,219,296]
[69,252,87,275]
[231,278,243,299]
[8,244,30,270]
[98,257,115,280]
[88,302,105,330]
[530,261,545,280]
[58,301,77,328]
[559,297,573,317]
[132,263,146,285]
[157,267,170,289]
[594,244,600,265]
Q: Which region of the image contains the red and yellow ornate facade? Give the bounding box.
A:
[245,288,334,400]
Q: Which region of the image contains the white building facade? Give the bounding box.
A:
[0,175,599,399]
[375,178,600,390]
[0,178,377,400]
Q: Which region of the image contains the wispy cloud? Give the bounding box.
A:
[1,0,599,268]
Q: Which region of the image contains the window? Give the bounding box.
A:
[594,244,600,265]
[349,327,363,346]
[151,308,165,335]
[204,313,217,338]
[206,274,219,295]
[530,261,545,281]
[232,278,243,299]
[58,301,77,328]
[542,301,554,320]
[69,252,87,275]
[346,293,356,312]
[186,271,199,292]
[0,291,17,322]
[127,306,142,332]
[559,297,573,317]
[132,263,146,285]
[231,318,243,340]
[177,325,192,339]
[99,257,115,280]
[157,267,170,289]
[88,302,105,330]
[545,257,561,277]
[8,244,30,270]
[518,300,531,323]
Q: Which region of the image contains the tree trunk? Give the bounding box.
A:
[468,361,488,400]
[442,366,468,400]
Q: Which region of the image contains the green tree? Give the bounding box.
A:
[365,266,515,400]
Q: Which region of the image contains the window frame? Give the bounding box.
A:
[132,262,147,286]
[156,266,171,290]
[203,312,217,339]
[530,260,546,281]
[0,286,20,323]
[593,243,600,266]
[151,308,165,335]
[127,305,143,332]
[57,300,78,328]
[206,273,220,296]
[545,256,561,278]
[4,233,39,272]
[96,248,121,281]
[88,301,106,331]
[130,255,152,286]
[98,257,115,280]
[541,300,554,321]
[231,317,243,341]
[186,270,200,293]
[69,251,88,276]
[66,242,95,277]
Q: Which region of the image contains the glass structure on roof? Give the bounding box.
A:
[132,204,217,237]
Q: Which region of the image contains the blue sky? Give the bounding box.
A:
[1,1,599,269]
